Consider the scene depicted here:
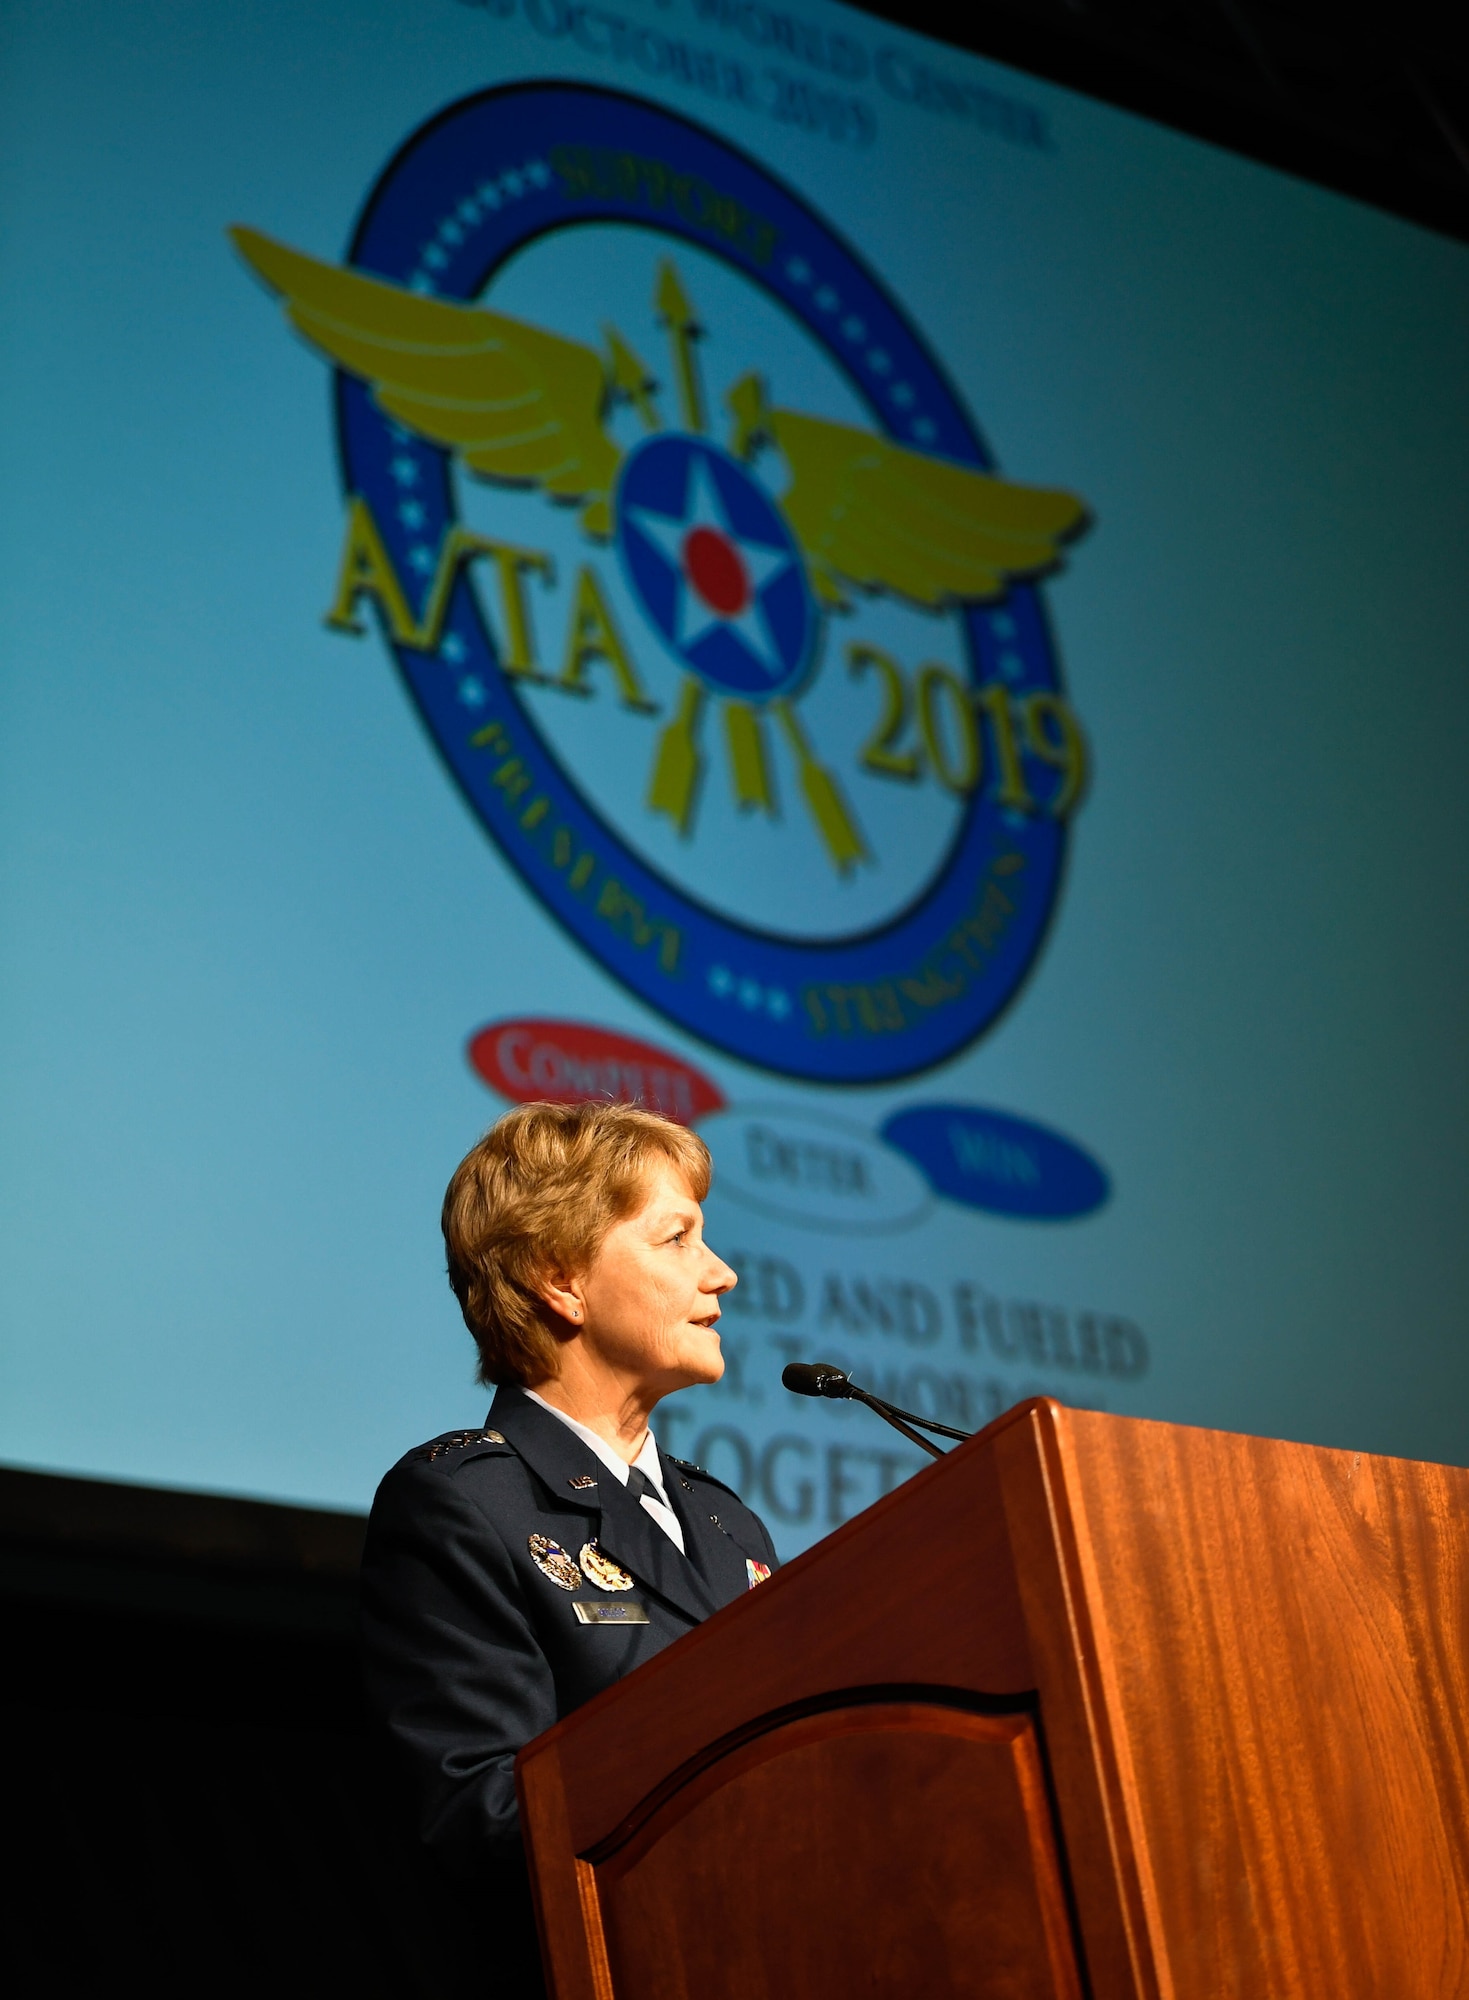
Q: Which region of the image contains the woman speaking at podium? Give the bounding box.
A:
[360,1101,778,1987]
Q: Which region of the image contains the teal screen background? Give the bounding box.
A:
[1,0,1466,1557]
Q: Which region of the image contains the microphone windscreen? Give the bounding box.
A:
[781,1362,849,1397]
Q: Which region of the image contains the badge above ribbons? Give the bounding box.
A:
[231,83,1089,1085]
[579,1541,637,1593]
[528,1534,583,1592]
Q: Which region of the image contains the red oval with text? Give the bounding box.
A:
[467,1019,726,1126]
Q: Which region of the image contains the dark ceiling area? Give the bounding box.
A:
[849,0,1469,242]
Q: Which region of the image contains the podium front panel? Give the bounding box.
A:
[581,1698,1082,2000]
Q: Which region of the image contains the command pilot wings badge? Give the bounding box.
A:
[231,84,1093,1085]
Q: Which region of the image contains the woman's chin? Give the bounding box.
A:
[678,1333,725,1388]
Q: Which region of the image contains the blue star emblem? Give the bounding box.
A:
[615,437,815,702]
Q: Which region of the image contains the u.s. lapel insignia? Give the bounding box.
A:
[567,1474,597,1490]
[579,1540,636,1593]
[746,1559,773,1589]
[528,1534,582,1592]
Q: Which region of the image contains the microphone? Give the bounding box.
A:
[780,1362,857,1400]
[781,1363,973,1460]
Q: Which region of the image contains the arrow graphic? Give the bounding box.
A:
[655,259,705,435]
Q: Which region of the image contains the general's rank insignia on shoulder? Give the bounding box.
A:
[579,1541,636,1593]
[417,1427,506,1463]
[746,1559,773,1589]
[528,1534,582,1592]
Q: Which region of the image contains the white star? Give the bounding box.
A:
[625,453,794,681]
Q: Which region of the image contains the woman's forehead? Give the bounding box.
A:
[630,1156,700,1217]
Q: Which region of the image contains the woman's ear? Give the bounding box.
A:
[538,1273,586,1329]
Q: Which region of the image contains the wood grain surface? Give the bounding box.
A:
[1049,1408,1469,1997]
[993,1408,1163,2000]
[589,1703,1081,2000]
[519,1401,1469,2000]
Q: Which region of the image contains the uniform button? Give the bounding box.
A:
[710,1514,721,1526]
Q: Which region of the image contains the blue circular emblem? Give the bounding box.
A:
[616,436,814,702]
[331,83,1084,1084]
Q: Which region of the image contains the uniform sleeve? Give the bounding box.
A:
[359,1457,555,1861]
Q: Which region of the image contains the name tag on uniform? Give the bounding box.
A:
[573,1599,649,1626]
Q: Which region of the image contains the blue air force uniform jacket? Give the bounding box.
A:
[359,1383,779,1868]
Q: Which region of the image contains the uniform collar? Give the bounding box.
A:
[520,1388,671,1504]
[488,1384,718,1625]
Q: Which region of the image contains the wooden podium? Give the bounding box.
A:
[516,1399,1469,1998]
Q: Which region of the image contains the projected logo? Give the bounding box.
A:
[232,83,1091,1083]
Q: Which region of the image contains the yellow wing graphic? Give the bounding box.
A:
[728,374,1087,609]
[230,226,621,534]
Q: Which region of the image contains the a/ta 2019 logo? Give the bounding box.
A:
[232,83,1091,1084]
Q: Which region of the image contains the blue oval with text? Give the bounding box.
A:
[880,1105,1109,1221]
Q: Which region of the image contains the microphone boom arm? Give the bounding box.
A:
[843,1383,945,1460]
[860,1394,971,1444]
[780,1362,973,1460]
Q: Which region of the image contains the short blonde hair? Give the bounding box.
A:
[442,1100,712,1387]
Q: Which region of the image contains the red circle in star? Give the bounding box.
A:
[682,526,749,616]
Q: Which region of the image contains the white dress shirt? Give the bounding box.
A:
[523,1390,687,1554]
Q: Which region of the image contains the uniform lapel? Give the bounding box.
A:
[489,1387,717,1625]
[667,1471,754,1607]
[595,1473,720,1623]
